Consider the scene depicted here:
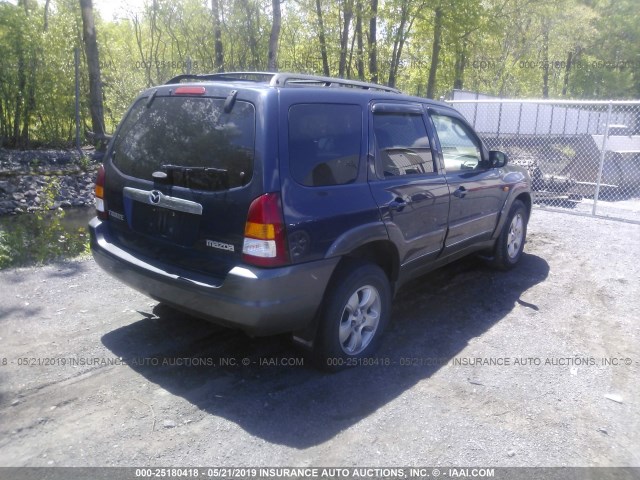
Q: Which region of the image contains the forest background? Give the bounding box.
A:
[1,0,638,148]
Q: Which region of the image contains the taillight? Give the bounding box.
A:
[95,164,108,220]
[242,193,289,267]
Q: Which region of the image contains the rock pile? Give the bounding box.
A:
[0,149,99,215]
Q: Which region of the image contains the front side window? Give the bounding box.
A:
[288,104,362,187]
[112,96,255,191]
[430,114,483,172]
[373,112,435,177]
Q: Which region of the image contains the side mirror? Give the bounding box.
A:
[489,150,508,168]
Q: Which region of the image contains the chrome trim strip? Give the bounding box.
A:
[123,187,203,215]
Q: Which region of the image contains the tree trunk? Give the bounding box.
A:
[14,56,24,147]
[388,4,409,88]
[315,0,330,76]
[426,7,443,99]
[44,0,51,31]
[211,0,224,72]
[368,0,378,83]
[562,50,573,96]
[80,0,105,137]
[389,2,420,88]
[21,56,36,147]
[0,100,5,147]
[542,20,550,98]
[150,0,163,84]
[453,38,468,90]
[338,0,354,77]
[347,23,356,78]
[239,0,259,68]
[267,0,281,71]
[355,2,365,81]
[133,15,153,86]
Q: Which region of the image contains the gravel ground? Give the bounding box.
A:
[0,209,638,467]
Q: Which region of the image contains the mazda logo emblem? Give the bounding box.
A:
[149,190,161,204]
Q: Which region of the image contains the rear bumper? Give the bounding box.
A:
[89,218,339,336]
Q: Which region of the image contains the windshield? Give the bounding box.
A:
[112,96,255,191]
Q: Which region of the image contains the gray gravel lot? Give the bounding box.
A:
[0,209,638,467]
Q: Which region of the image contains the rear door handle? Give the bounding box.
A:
[388,197,408,211]
[453,186,467,198]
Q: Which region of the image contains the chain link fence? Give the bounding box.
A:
[446,94,640,224]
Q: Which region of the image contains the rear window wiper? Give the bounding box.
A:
[146,89,158,108]
[156,164,230,190]
[160,164,228,174]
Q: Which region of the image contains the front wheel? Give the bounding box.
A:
[313,262,391,371]
[489,199,528,270]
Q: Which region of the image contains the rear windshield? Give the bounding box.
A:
[112,96,255,191]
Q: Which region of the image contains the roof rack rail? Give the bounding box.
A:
[165,71,400,93]
[269,73,400,93]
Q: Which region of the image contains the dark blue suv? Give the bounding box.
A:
[90,72,531,369]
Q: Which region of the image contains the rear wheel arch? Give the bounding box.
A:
[292,240,398,348]
[340,240,399,286]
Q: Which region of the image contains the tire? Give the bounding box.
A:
[313,262,391,371]
[489,199,528,270]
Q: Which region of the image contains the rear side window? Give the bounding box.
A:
[373,113,435,177]
[288,104,362,187]
[112,96,255,191]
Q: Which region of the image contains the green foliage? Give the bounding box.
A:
[78,154,91,170]
[0,177,89,269]
[0,208,91,269]
[41,177,60,210]
[0,0,638,148]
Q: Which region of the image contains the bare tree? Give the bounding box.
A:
[268,0,282,71]
[80,0,105,137]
